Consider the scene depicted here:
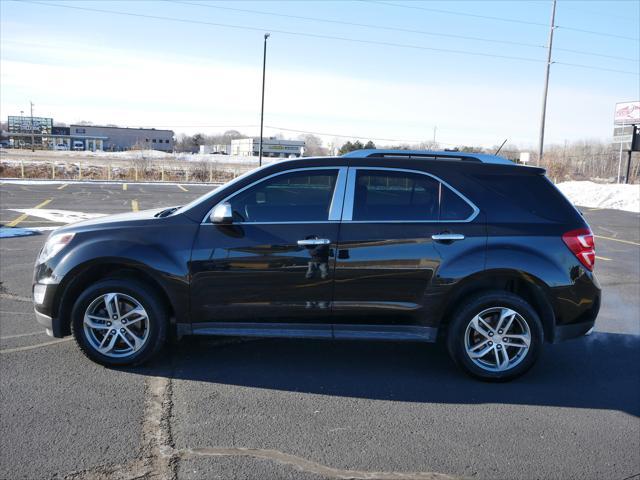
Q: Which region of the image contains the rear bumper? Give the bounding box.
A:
[551,320,595,343]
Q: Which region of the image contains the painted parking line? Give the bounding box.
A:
[595,235,640,247]
[178,184,188,192]
[5,198,52,227]
[123,183,128,191]
[0,338,73,354]
[0,330,46,340]
[57,183,69,190]
[595,255,612,261]
[131,199,139,212]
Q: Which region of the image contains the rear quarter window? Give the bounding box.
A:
[474,173,578,222]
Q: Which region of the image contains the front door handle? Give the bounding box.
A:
[297,238,331,246]
[431,233,465,242]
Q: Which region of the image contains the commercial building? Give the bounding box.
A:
[5,115,174,152]
[69,125,174,152]
[231,137,305,158]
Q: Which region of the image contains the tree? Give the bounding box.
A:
[192,133,205,147]
[364,140,376,149]
[298,134,327,156]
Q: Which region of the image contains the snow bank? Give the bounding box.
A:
[556,181,640,213]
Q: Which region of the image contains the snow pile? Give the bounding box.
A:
[0,226,58,238]
[556,181,640,213]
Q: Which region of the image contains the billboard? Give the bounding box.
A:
[614,101,640,125]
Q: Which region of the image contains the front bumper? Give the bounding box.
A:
[34,309,54,337]
[33,281,63,338]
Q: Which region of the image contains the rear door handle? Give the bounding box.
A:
[297,238,331,246]
[431,233,465,242]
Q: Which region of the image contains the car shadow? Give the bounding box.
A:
[130,331,640,417]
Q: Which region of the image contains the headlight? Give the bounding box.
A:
[37,233,75,264]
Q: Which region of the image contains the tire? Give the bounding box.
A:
[446,291,544,382]
[71,278,167,367]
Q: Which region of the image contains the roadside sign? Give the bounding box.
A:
[614,101,640,125]
[613,124,634,150]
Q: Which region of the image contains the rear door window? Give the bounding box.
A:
[352,169,475,221]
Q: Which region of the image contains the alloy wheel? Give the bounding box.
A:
[464,307,531,372]
[83,292,150,358]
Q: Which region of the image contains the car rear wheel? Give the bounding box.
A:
[446,291,544,381]
[71,278,167,366]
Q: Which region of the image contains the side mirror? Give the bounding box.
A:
[210,202,233,224]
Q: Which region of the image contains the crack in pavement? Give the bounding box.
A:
[60,368,463,480]
[171,447,463,480]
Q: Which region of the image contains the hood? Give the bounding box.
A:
[55,207,169,233]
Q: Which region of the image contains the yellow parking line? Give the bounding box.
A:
[131,199,139,212]
[6,198,52,227]
[123,183,128,191]
[595,255,611,261]
[178,184,188,192]
[594,235,640,247]
[57,183,69,190]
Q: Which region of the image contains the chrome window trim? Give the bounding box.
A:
[201,166,346,225]
[341,167,480,223]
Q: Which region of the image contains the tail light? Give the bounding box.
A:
[562,228,595,271]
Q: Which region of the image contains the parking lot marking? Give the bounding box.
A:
[57,183,69,190]
[596,255,612,261]
[177,184,188,192]
[0,330,46,340]
[0,337,72,354]
[595,235,640,247]
[131,199,139,212]
[6,198,52,227]
[123,183,128,191]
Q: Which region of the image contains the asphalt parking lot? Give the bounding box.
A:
[1,180,639,480]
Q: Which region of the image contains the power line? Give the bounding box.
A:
[19,1,640,75]
[171,0,638,62]
[366,0,640,41]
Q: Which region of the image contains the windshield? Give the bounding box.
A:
[173,167,262,216]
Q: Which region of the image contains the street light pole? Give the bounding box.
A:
[30,101,35,152]
[259,33,270,167]
[537,0,556,166]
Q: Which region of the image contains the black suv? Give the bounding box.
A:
[33,150,600,381]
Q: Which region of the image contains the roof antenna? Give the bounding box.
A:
[494,138,508,155]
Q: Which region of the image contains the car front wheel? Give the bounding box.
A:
[446,291,544,381]
[71,278,167,366]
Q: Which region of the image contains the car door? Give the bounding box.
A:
[190,167,347,330]
[332,167,484,338]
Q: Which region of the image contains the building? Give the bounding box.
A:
[231,137,305,158]
[6,115,175,152]
[200,144,231,155]
[69,125,174,152]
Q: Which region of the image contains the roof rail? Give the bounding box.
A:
[341,149,514,165]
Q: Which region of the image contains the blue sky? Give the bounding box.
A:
[1,0,639,148]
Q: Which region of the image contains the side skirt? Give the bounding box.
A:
[182,322,438,342]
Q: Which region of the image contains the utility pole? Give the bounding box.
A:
[259,33,270,167]
[537,0,556,166]
[433,126,437,145]
[30,101,35,152]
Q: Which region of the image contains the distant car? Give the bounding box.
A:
[32,149,600,381]
[72,141,84,151]
[54,143,68,151]
[0,141,9,148]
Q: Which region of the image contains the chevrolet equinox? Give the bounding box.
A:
[33,150,600,381]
